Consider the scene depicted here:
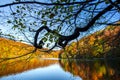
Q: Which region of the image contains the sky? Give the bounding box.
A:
[0,0,33,43]
[0,0,54,48]
[0,0,119,47]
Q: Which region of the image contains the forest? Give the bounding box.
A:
[0,0,120,80]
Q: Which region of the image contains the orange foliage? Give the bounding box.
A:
[0,58,58,77]
[0,38,60,59]
[61,23,120,59]
[59,60,120,80]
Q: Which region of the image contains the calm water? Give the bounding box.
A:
[0,63,81,80]
[0,58,120,80]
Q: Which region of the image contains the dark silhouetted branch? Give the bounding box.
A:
[0,1,93,8]
[33,1,118,50]
[34,26,80,49]
[108,0,120,11]
[0,48,37,63]
[77,2,115,32]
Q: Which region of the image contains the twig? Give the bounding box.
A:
[0,48,37,63]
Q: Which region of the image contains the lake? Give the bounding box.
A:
[0,58,120,80]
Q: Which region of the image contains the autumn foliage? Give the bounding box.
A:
[59,59,120,80]
[0,38,59,76]
[60,25,120,59]
[0,37,61,62]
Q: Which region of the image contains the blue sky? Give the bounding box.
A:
[0,0,119,46]
[0,0,32,43]
[0,0,14,5]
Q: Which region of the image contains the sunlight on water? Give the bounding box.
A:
[0,64,82,80]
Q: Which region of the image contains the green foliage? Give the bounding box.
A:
[104,0,109,4]
[7,20,12,23]
[41,20,47,26]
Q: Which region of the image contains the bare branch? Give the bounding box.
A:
[29,27,37,32]
[0,48,37,63]
[108,0,120,11]
[0,1,93,8]
[34,26,80,49]
[40,43,58,52]
[77,2,115,32]
[21,31,33,44]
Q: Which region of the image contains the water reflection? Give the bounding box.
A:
[0,64,81,80]
[0,58,120,80]
[0,58,58,77]
[0,58,81,80]
[59,59,120,80]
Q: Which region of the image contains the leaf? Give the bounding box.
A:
[50,22,52,26]
[23,13,26,16]
[15,20,18,24]
[45,32,49,36]
[42,37,47,42]
[21,26,26,28]
[17,6,19,8]
[38,11,40,15]
[41,13,45,18]
[49,13,55,18]
[12,25,18,29]
[49,38,53,42]
[69,6,73,11]
[104,0,109,4]
[42,20,47,25]
[22,7,26,10]
[46,43,50,47]
[16,9,20,13]
[7,20,11,23]
[61,0,66,2]
[19,22,23,26]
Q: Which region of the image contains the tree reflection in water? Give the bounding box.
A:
[0,58,58,77]
[0,58,120,80]
[59,59,120,80]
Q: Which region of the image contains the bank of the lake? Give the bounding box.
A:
[60,25,120,59]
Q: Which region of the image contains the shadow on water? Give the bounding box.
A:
[0,57,120,80]
[59,58,120,80]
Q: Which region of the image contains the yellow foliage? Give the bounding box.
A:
[0,38,60,60]
[63,22,120,58]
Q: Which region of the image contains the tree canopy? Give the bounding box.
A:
[0,0,120,50]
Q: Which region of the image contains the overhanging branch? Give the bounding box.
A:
[77,2,115,32]
[0,1,93,8]
[34,26,80,49]
[0,48,37,63]
[33,1,120,50]
[108,0,120,11]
